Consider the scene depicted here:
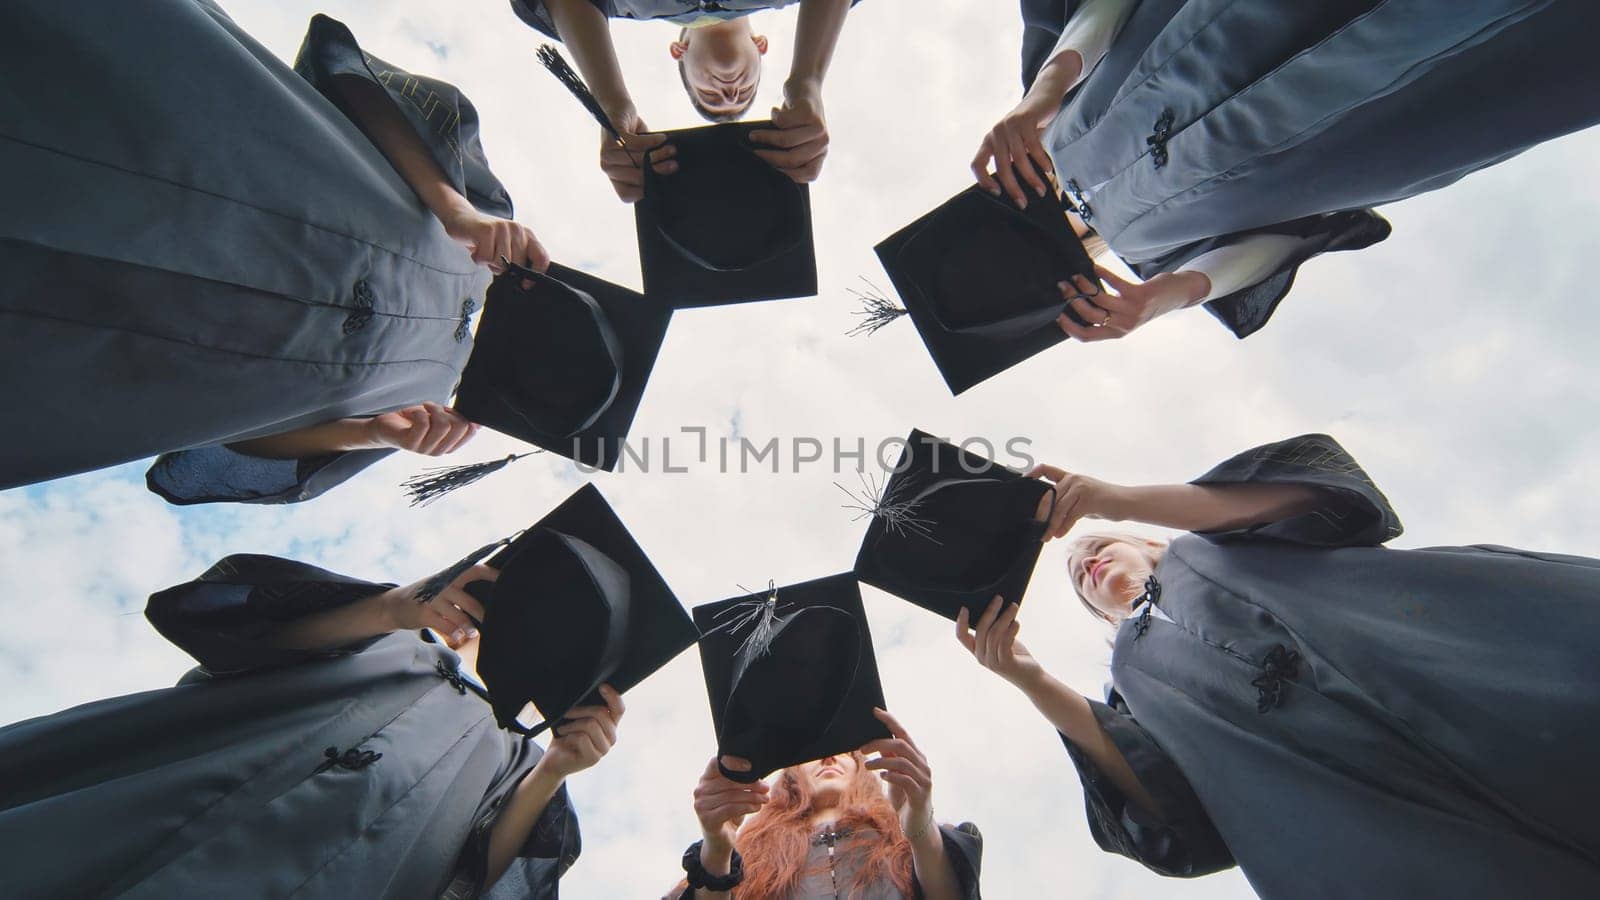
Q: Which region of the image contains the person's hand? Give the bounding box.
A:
[537,684,626,779]
[862,708,935,840]
[601,106,676,203]
[365,403,480,457]
[955,595,1045,690]
[693,755,769,855]
[383,561,496,648]
[438,202,549,274]
[1055,266,1209,343]
[1025,462,1126,540]
[750,79,828,183]
[971,87,1066,209]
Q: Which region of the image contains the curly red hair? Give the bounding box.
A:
[669,753,914,899]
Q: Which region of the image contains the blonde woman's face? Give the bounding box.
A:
[1068,537,1156,620]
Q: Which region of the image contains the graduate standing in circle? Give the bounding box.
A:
[518,0,859,199]
[974,0,1600,346]
[956,434,1600,899]
[667,712,983,899]
[0,557,623,899]
[0,3,547,503]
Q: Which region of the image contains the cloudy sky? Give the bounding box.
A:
[4,2,1599,898]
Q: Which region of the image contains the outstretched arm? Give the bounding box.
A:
[750,0,852,183]
[225,403,479,461]
[861,708,966,899]
[1027,461,1324,541]
[265,561,495,651]
[333,74,547,270]
[542,0,674,201]
[484,685,625,884]
[956,597,1162,818]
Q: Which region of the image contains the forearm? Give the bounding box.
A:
[226,418,381,459]
[544,0,633,116]
[1026,48,1084,110]
[909,822,962,900]
[332,75,473,224]
[484,761,567,886]
[788,0,852,92]
[1016,670,1163,818]
[263,587,399,651]
[1105,482,1324,533]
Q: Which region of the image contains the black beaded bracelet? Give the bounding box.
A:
[682,840,744,891]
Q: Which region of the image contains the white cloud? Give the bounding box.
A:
[3,2,1597,898]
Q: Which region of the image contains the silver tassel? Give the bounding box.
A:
[845,277,907,337]
[708,580,791,666]
[835,471,937,541]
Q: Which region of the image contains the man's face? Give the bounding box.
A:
[671,27,769,119]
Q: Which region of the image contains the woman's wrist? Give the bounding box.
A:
[1015,667,1068,707]
[698,836,735,877]
[1171,269,1214,307]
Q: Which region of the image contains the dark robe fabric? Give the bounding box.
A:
[1061,434,1600,899]
[1029,0,1600,338]
[663,821,984,899]
[0,555,580,900]
[510,1,861,39]
[0,1,510,501]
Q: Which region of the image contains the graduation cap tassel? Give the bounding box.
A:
[705,581,792,665]
[402,452,542,507]
[414,537,513,603]
[536,44,623,142]
[835,472,938,541]
[845,277,906,338]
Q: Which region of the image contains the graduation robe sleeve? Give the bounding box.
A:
[1060,693,1234,878]
[1189,433,1404,547]
[145,554,393,675]
[445,752,583,900]
[918,821,985,898]
[1134,210,1393,340]
[508,0,602,40]
[295,13,514,219]
[145,445,394,506]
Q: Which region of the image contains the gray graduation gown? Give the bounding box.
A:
[0,1,509,502]
[1035,0,1600,338]
[0,555,579,900]
[1062,435,1600,899]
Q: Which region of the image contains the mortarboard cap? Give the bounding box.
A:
[407,262,672,504]
[847,429,1055,622]
[637,122,817,308]
[693,574,891,783]
[454,484,698,735]
[864,185,1098,395]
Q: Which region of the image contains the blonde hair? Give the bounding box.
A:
[1064,532,1165,627]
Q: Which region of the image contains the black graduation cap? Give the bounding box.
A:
[862,185,1098,395]
[533,44,813,307]
[636,122,818,308]
[847,429,1055,622]
[445,484,699,736]
[405,262,672,503]
[693,574,891,783]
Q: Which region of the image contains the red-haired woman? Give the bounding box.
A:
[667,708,982,899]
